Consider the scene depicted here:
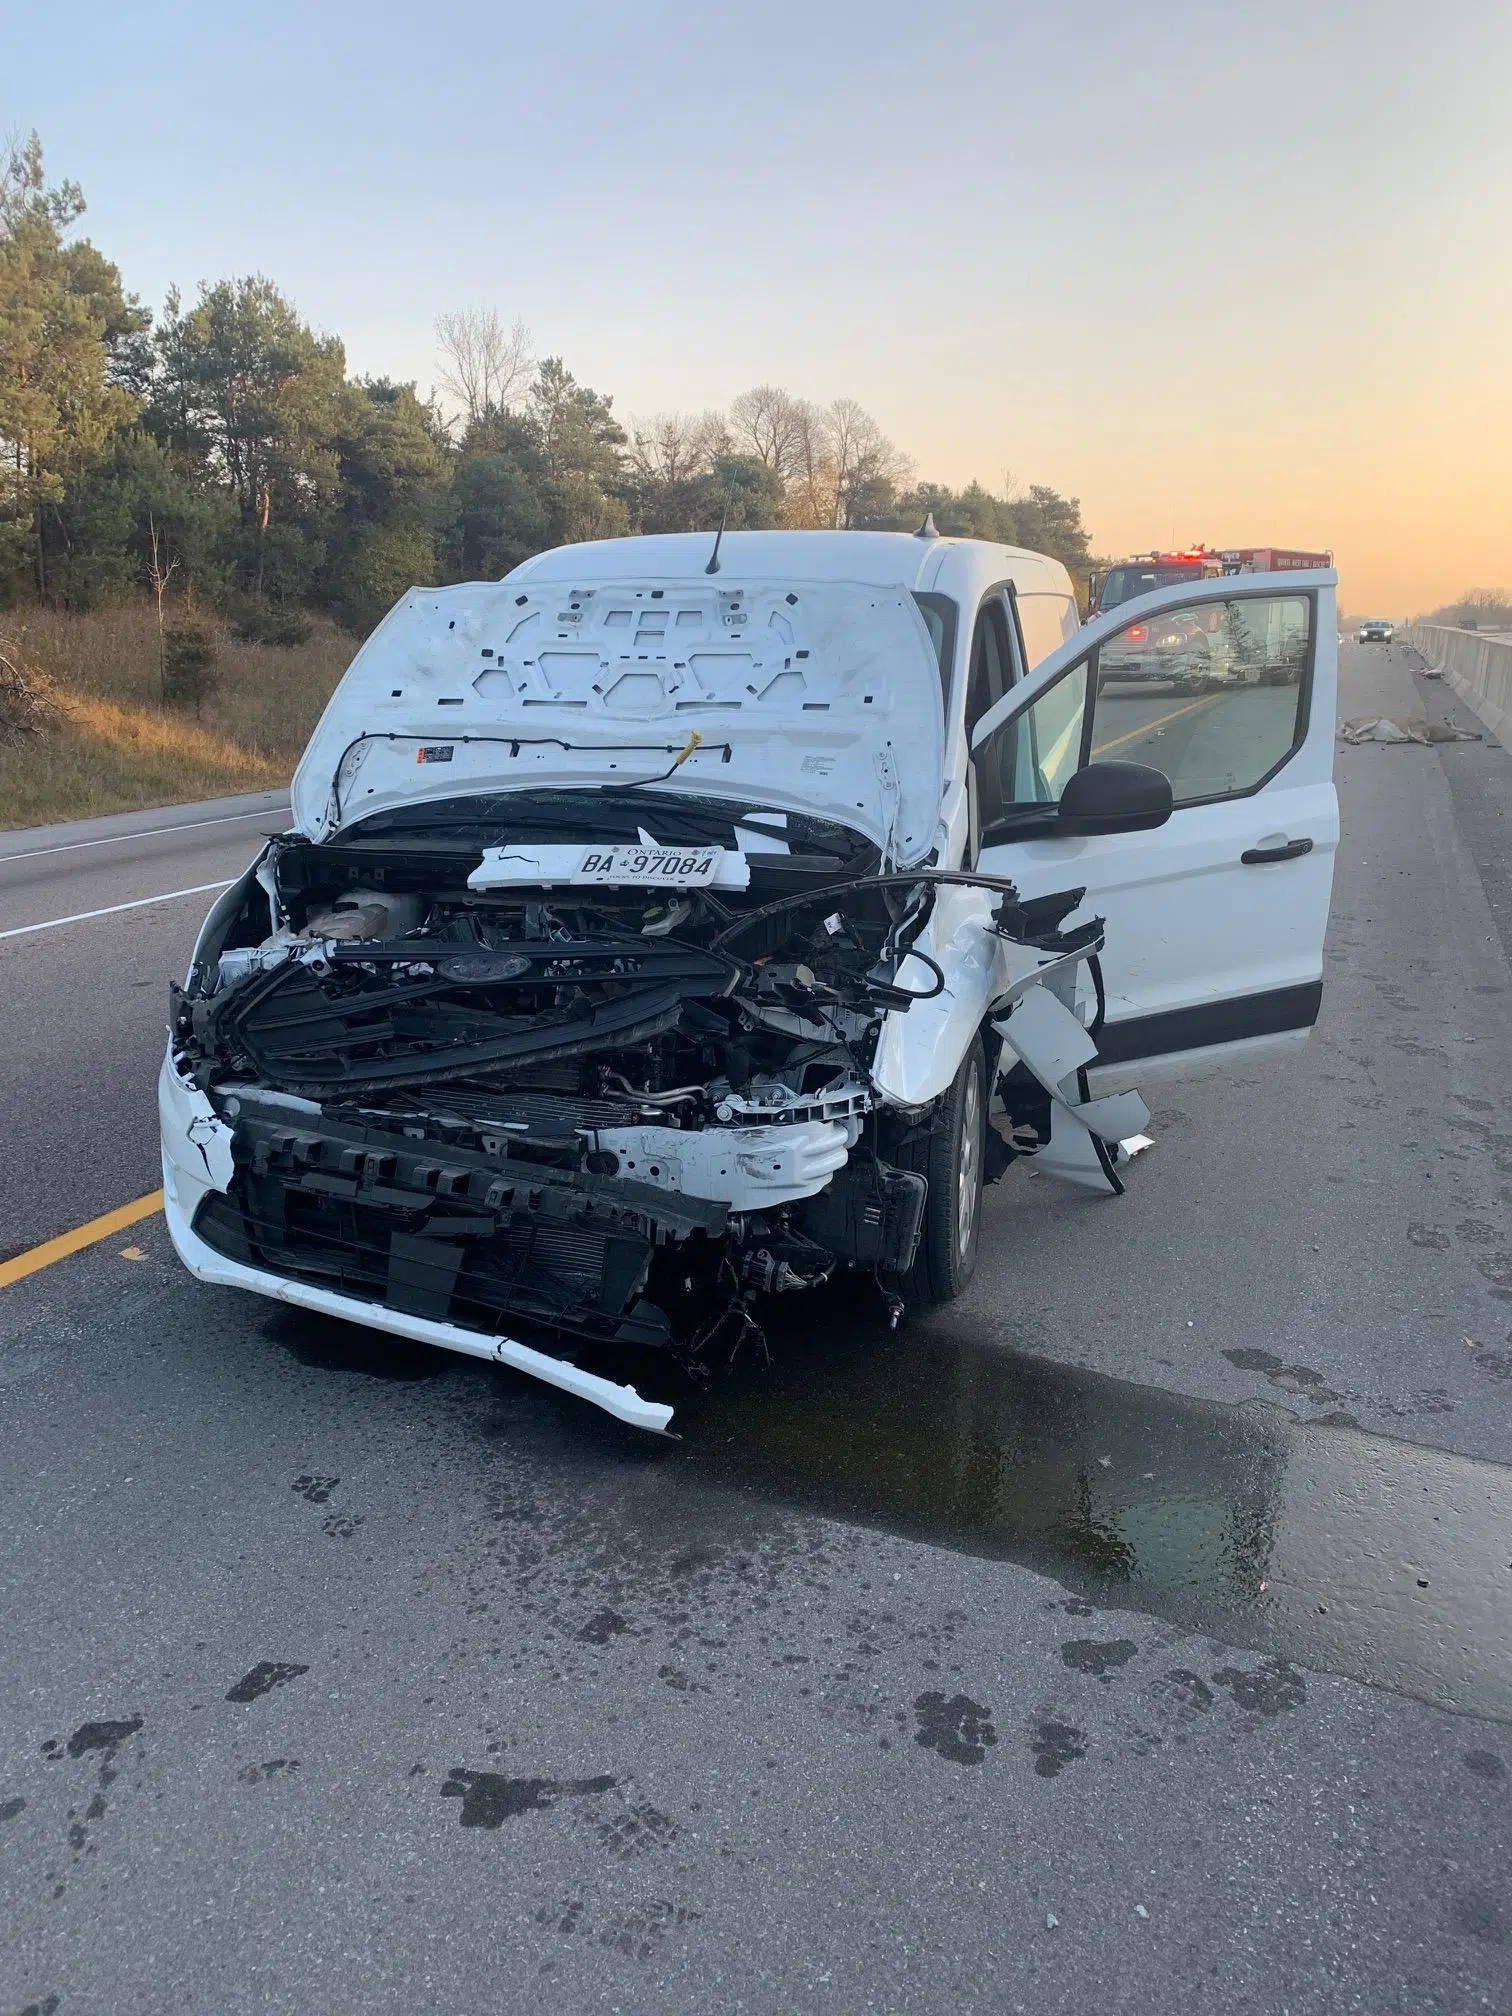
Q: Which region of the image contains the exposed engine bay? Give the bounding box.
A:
[165,788,1133,1419]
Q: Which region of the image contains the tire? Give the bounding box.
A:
[895,1035,987,1307]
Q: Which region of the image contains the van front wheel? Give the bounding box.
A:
[895,1036,987,1307]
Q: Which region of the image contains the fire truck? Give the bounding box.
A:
[1089,545,1333,616]
[1090,545,1333,691]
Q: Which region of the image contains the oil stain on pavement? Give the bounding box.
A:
[440,1770,618,1829]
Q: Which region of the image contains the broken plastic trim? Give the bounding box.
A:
[709,867,1025,953]
[161,1185,675,1435]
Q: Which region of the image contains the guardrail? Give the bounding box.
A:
[1404,624,1512,749]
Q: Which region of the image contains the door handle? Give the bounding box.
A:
[1241,837,1313,865]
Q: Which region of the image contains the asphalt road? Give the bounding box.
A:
[0,790,288,1259]
[1090,680,1301,795]
[2,648,1510,2015]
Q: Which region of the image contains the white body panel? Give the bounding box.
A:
[974,571,1339,1063]
[982,781,1338,1027]
[587,1120,853,1208]
[291,569,947,863]
[871,886,1023,1106]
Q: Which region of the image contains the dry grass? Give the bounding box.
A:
[15,601,356,759]
[0,601,357,831]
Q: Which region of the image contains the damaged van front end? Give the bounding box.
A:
[161,814,1121,1431]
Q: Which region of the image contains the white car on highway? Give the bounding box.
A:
[160,531,1340,1431]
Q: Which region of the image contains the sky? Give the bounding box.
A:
[6,0,1509,613]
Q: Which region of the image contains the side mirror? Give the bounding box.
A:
[1055,760,1173,836]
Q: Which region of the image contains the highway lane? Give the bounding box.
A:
[0,790,288,935]
[1090,681,1301,793]
[2,646,1511,2013]
[0,795,290,1258]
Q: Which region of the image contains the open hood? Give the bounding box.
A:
[291,574,945,862]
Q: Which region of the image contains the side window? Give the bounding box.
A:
[1015,592,1078,669]
[964,599,1017,829]
[974,592,1313,835]
[964,599,1013,736]
[975,663,1089,819]
[911,592,957,711]
[1090,595,1311,804]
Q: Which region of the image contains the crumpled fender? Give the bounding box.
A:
[869,886,1033,1107]
[158,1048,235,1221]
[993,985,1150,1193]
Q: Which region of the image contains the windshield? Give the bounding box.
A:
[1099,563,1203,611]
[912,592,957,704]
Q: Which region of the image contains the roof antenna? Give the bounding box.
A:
[914,511,938,539]
[705,496,731,575]
[709,493,737,576]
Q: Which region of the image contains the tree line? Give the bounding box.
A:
[1,136,1094,641]
[1422,589,1512,630]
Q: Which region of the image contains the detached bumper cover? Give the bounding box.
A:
[161,1177,675,1435]
[159,1049,677,1432]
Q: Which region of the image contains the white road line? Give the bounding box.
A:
[0,805,286,866]
[0,880,233,941]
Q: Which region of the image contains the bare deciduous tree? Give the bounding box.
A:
[773,396,910,529]
[146,511,179,699]
[824,397,911,528]
[628,412,706,489]
[627,409,729,487]
[434,308,533,425]
[727,385,808,481]
[780,400,833,529]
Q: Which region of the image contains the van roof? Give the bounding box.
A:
[505,529,1074,600]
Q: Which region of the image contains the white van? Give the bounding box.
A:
[160,531,1339,1432]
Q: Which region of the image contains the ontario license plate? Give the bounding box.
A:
[575,845,722,886]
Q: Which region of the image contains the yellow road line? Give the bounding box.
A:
[1092,693,1217,759]
[0,1189,164,1290]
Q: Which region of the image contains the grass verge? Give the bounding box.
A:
[0,603,356,830]
[0,686,280,829]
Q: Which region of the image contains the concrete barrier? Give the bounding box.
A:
[1405,624,1512,751]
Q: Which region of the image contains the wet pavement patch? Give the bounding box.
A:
[1221,1346,1339,1401]
[440,1769,618,1829]
[237,1759,300,1784]
[226,1661,309,1705]
[912,1692,997,1765]
[649,1294,1512,1723]
[61,1718,142,1759]
[1061,1638,1139,1681]
[1210,1657,1306,1715]
[263,1306,455,1381]
[596,1800,678,1858]
[1162,1669,1214,1712]
[1447,1890,1506,1944]
[1030,1720,1086,1779]
[577,1607,630,1645]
